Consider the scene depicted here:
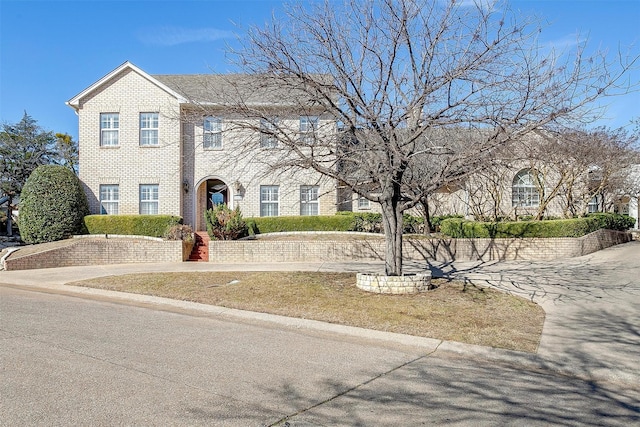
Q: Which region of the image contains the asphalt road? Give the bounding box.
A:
[2,284,639,426]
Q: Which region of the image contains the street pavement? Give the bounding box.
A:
[1,241,639,425]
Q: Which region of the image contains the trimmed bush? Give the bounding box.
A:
[246,212,460,235]
[586,213,636,231]
[440,213,634,239]
[205,204,248,240]
[350,212,383,233]
[19,165,89,244]
[247,214,356,234]
[84,214,182,238]
[430,214,464,232]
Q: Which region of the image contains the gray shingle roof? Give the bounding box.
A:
[153,73,330,106]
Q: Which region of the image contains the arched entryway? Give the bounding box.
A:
[195,178,230,231]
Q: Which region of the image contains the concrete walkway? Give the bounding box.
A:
[2,240,639,387]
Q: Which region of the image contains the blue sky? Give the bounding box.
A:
[1,0,638,141]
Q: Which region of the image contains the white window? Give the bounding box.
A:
[140,113,159,146]
[139,184,159,214]
[100,184,119,215]
[358,196,371,209]
[204,116,222,149]
[588,195,602,213]
[512,169,541,208]
[100,113,119,146]
[615,196,631,215]
[260,185,279,217]
[260,117,278,148]
[300,185,319,215]
[300,116,318,144]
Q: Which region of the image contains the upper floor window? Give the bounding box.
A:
[300,116,318,144]
[300,185,319,215]
[260,117,278,148]
[204,116,222,149]
[260,185,279,217]
[512,169,541,208]
[139,184,159,215]
[100,113,119,147]
[140,113,159,146]
[99,184,119,215]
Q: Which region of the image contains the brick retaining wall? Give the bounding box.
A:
[209,229,631,263]
[2,230,630,270]
[3,236,193,271]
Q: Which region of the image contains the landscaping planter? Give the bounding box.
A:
[356,272,433,294]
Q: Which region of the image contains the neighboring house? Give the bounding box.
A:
[66,61,356,231]
[429,148,640,229]
[432,167,640,229]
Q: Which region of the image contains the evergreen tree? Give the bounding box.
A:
[19,165,89,244]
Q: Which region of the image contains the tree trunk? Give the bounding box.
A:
[6,196,12,237]
[380,199,404,276]
[421,198,433,234]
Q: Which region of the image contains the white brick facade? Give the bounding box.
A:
[68,62,338,230]
[68,62,639,231]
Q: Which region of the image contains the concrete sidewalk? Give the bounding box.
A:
[2,241,639,387]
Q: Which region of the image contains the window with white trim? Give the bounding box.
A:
[260,185,279,217]
[204,116,222,149]
[139,184,159,214]
[140,113,159,146]
[99,184,119,215]
[512,169,541,208]
[300,116,318,144]
[300,185,319,215]
[260,117,278,148]
[358,196,371,209]
[615,196,630,215]
[100,113,119,146]
[588,195,602,213]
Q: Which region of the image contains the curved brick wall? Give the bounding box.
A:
[209,229,631,263]
[3,236,192,271]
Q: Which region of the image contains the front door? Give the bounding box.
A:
[197,178,229,231]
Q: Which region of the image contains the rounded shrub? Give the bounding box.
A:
[19,165,89,244]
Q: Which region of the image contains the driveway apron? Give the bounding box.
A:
[431,240,640,385]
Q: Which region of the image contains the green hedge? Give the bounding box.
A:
[440,213,635,238]
[84,215,182,238]
[247,212,466,235]
[587,213,637,231]
[247,215,355,234]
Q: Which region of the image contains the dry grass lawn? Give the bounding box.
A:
[70,271,544,352]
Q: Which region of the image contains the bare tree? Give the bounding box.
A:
[528,127,639,218]
[225,0,637,275]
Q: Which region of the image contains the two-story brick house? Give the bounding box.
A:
[67,61,340,231]
[67,61,639,233]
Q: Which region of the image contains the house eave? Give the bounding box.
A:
[66,61,187,110]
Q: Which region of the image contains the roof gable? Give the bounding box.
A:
[66,61,187,110]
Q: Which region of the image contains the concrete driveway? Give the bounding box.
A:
[1,241,639,425]
[428,240,640,385]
